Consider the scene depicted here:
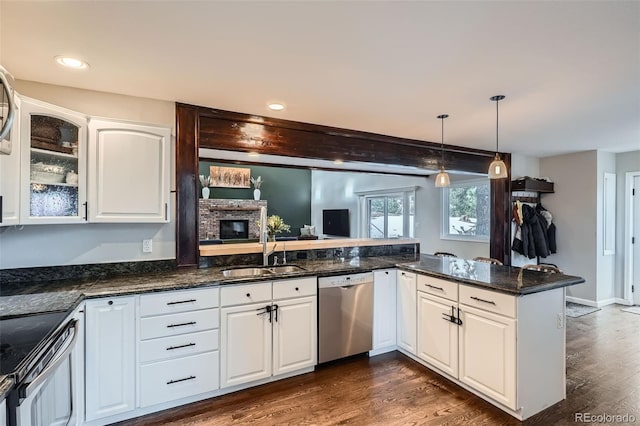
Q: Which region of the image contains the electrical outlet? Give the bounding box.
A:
[556,313,564,329]
[142,239,153,253]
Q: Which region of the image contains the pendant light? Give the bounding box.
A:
[435,114,450,188]
[488,95,508,179]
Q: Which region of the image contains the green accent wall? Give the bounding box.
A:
[198,161,311,237]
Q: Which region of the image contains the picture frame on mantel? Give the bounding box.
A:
[209,166,251,188]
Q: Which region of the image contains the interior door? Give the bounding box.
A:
[634,176,640,305]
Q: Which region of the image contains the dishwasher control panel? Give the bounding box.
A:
[318,272,373,288]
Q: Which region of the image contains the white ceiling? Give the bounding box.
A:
[1,1,639,158]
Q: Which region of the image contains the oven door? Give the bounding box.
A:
[12,318,79,426]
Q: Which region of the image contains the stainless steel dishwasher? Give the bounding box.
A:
[318,272,374,363]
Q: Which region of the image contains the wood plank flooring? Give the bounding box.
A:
[117,305,640,425]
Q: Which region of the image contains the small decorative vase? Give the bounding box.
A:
[268,234,276,242]
[253,189,261,200]
[202,187,210,199]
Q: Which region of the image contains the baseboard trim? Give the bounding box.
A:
[566,296,597,307]
[565,296,630,308]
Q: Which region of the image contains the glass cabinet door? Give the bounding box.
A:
[20,97,87,224]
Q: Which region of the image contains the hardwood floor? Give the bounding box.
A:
[118,305,640,426]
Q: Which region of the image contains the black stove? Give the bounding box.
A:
[0,311,68,379]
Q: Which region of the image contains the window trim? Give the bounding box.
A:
[358,187,417,239]
[441,178,490,243]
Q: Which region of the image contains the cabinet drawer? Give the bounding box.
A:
[220,282,271,307]
[140,287,219,317]
[140,351,219,407]
[273,277,316,300]
[140,308,219,340]
[417,274,458,302]
[139,329,219,363]
[459,285,516,318]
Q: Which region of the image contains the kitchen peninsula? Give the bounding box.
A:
[0,253,583,424]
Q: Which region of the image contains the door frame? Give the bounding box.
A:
[624,171,640,305]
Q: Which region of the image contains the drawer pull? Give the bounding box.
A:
[425,284,444,291]
[167,321,197,328]
[246,293,251,297]
[166,299,197,305]
[166,343,196,351]
[470,296,496,305]
[166,375,196,385]
[295,287,299,291]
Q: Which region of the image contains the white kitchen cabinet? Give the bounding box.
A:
[0,95,21,226]
[417,291,458,377]
[85,297,136,422]
[220,277,317,389]
[272,295,317,375]
[19,96,87,224]
[458,304,516,410]
[396,270,416,355]
[87,119,171,223]
[138,287,220,408]
[372,269,396,353]
[220,300,272,388]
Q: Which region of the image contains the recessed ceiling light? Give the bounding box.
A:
[55,56,89,69]
[267,102,285,111]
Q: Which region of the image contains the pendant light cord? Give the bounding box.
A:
[495,97,499,153]
[441,116,445,166]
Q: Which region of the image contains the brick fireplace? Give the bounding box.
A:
[199,199,267,241]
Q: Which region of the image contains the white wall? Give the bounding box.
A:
[0,81,176,269]
[596,151,616,303]
[540,151,597,302]
[310,170,489,259]
[615,150,640,300]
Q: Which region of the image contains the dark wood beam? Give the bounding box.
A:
[175,103,512,266]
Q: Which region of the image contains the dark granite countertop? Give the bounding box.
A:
[397,255,584,295]
[0,256,414,318]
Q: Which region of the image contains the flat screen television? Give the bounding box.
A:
[322,209,350,237]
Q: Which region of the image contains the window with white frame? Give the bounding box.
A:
[442,179,490,241]
[358,188,415,239]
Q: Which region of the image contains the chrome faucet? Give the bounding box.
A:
[262,231,277,266]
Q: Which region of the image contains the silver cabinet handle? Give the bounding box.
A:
[470,296,496,305]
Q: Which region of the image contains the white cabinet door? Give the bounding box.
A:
[372,269,396,351]
[220,302,272,388]
[396,270,417,355]
[19,96,87,224]
[273,296,316,376]
[87,119,170,223]
[459,304,516,410]
[85,297,136,422]
[0,95,20,226]
[417,292,458,378]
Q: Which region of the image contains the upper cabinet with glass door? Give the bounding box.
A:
[20,96,87,224]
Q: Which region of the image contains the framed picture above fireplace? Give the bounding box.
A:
[210,166,251,188]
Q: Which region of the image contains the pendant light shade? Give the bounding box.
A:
[435,114,450,188]
[488,95,508,179]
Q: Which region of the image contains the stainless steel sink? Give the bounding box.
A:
[267,265,306,274]
[222,267,274,278]
[221,264,306,278]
